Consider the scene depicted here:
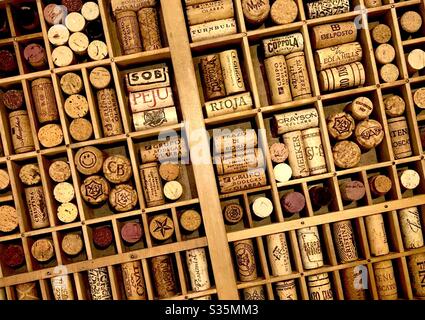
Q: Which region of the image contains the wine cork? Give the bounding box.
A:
[140,163,165,207]
[333,220,358,263]
[283,130,310,178]
[332,141,361,169]
[19,164,41,186]
[345,96,373,120]
[319,62,366,92]
[97,88,124,137]
[269,142,289,163]
[314,42,362,71]
[43,4,67,25]
[109,184,138,212]
[163,180,183,201]
[103,155,132,184]
[340,266,367,300]
[241,0,270,26]
[200,54,226,101]
[23,43,47,69]
[16,282,39,300]
[213,129,257,154]
[3,244,25,268]
[311,21,357,49]
[307,273,334,300]
[116,11,143,55]
[186,248,211,293]
[365,0,381,7]
[264,55,292,105]
[52,45,75,67]
[0,169,10,191]
[286,52,312,100]
[262,33,304,58]
[266,233,292,276]
[297,226,324,269]
[0,205,18,233]
[384,95,405,117]
[2,89,24,110]
[407,253,425,298]
[130,87,174,113]
[306,0,350,19]
[151,255,177,298]
[60,73,83,95]
[31,78,59,124]
[215,148,264,175]
[302,127,327,175]
[219,49,246,95]
[234,239,257,281]
[121,221,143,244]
[185,0,212,6]
[273,163,292,183]
[81,2,100,21]
[251,197,273,219]
[421,125,425,149]
[270,0,298,25]
[64,94,89,118]
[132,106,178,131]
[281,191,306,217]
[137,7,162,51]
[125,65,170,92]
[205,92,253,118]
[62,233,84,256]
[38,124,64,148]
[327,112,355,140]
[92,226,113,249]
[276,280,298,300]
[31,238,54,262]
[57,202,79,223]
[186,0,234,26]
[398,207,424,250]
[80,176,110,205]
[375,43,395,64]
[365,214,389,256]
[355,119,384,150]
[140,137,188,163]
[340,180,365,202]
[374,260,398,300]
[25,186,49,229]
[400,11,422,34]
[121,261,147,300]
[62,0,83,12]
[87,40,108,61]
[309,186,332,210]
[243,286,266,300]
[388,116,412,159]
[54,182,75,203]
[51,275,74,300]
[380,63,399,83]
[407,49,425,73]
[111,0,157,13]
[372,24,391,44]
[65,12,85,33]
[369,175,392,197]
[70,118,93,142]
[68,32,89,55]
[9,110,35,154]
[223,203,243,224]
[158,162,180,181]
[47,24,69,46]
[180,209,202,232]
[189,18,237,42]
[90,67,111,90]
[88,267,112,301]
[75,146,104,175]
[218,168,267,193]
[0,49,17,73]
[414,88,425,109]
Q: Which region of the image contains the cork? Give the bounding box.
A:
[374,260,398,300]
[369,175,392,197]
[180,209,202,232]
[133,106,178,131]
[234,239,257,281]
[31,78,59,124]
[421,125,425,149]
[388,116,412,159]
[137,7,162,51]
[90,67,112,90]
[332,141,361,169]
[407,253,425,298]
[214,148,264,175]
[345,96,373,121]
[68,32,89,56]
[264,55,292,105]
[286,52,312,100]
[140,162,165,207]
[54,182,75,203]
[241,0,270,26]
[306,0,349,19]
[16,282,39,300]
[365,214,389,256]
[0,169,10,191]
[116,11,143,55]
[43,4,67,25]
[74,146,104,175]
[384,95,405,117]
[273,163,292,183]
[87,40,108,61]
[185,0,211,5]
[23,43,47,69]
[186,248,211,293]
[38,124,64,148]
[140,137,188,163]
[52,45,75,67]
[189,18,237,42]
[205,92,253,117]
[25,186,49,229]
[70,118,93,142]
[186,0,234,26]
[65,12,85,33]
[319,62,366,92]
[269,142,289,163]
[19,164,41,186]
[0,205,18,233]
[121,261,147,300]
[311,21,357,49]
[332,220,358,263]
[64,94,89,118]
[219,49,246,95]
[151,255,177,298]
[2,89,24,110]
[111,0,157,13]
[80,175,110,205]
[121,221,143,244]
[262,33,304,58]
[272,108,319,135]
[62,233,84,256]
[375,43,395,65]
[125,65,170,92]
[266,233,292,276]
[81,2,100,21]
[275,280,298,300]
[414,88,425,109]
[297,226,324,269]
[218,168,267,193]
[398,207,424,250]
[251,197,273,219]
[380,63,399,83]
[355,119,384,150]
[31,238,55,262]
[163,180,183,201]
[60,72,83,95]
[223,203,243,224]
[314,42,363,71]
[243,286,266,300]
[309,186,332,210]
[407,49,425,73]
[109,184,138,212]
[51,275,74,300]
[372,24,392,44]
[97,88,124,137]
[92,226,113,249]
[0,50,17,73]
[340,266,367,300]
[281,191,306,217]
[365,0,381,7]
[302,127,327,175]
[103,155,132,184]
[307,273,334,300]
[57,202,79,223]
[400,11,422,34]
[283,131,310,178]
[2,244,25,268]
[0,288,5,301]
[47,24,70,46]
[199,54,226,101]
[270,0,298,25]
[159,162,180,181]
[213,129,257,154]
[340,180,365,202]
[88,267,112,300]
[8,110,35,154]
[62,0,83,12]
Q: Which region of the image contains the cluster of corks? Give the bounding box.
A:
[45,1,108,66]
[199,49,253,118]
[126,63,178,132]
[241,0,298,28]
[399,11,425,75]
[0,169,18,236]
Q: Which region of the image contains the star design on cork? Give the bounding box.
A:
[333,115,352,134]
[85,180,103,200]
[152,217,173,237]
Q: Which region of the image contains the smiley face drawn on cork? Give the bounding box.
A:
[79,150,97,169]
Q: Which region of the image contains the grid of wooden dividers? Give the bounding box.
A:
[0,0,425,300]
